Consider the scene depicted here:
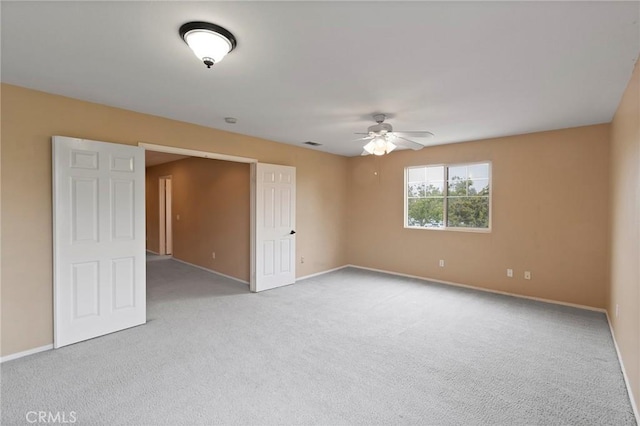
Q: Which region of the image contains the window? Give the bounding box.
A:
[405,162,491,231]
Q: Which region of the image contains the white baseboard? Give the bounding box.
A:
[171,257,249,285]
[1,344,53,363]
[606,312,640,423]
[345,264,606,313]
[146,249,160,255]
[296,265,349,281]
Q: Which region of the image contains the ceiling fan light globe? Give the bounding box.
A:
[386,141,397,153]
[363,141,376,154]
[184,30,233,64]
[373,145,386,156]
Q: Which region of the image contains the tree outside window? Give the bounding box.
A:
[406,163,490,230]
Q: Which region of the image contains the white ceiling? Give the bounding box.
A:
[2,2,639,157]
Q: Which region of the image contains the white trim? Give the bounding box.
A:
[158,175,172,255]
[404,225,491,234]
[139,142,257,164]
[165,177,172,254]
[171,258,249,285]
[159,177,166,254]
[346,264,606,313]
[606,312,640,423]
[296,265,349,281]
[146,249,160,255]
[1,344,53,363]
[250,163,257,289]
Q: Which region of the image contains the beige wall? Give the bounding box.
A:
[347,124,610,309]
[0,84,349,356]
[145,158,251,282]
[609,59,640,411]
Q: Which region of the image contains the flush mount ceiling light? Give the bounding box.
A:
[179,21,237,68]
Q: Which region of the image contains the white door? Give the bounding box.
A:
[251,163,296,292]
[53,136,146,348]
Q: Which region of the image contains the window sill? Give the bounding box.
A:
[404,226,491,234]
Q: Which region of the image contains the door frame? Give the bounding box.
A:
[158,175,172,255]
[139,143,262,287]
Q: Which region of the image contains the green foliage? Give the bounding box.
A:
[447,197,489,228]
[408,198,444,227]
[407,177,489,229]
[446,177,490,228]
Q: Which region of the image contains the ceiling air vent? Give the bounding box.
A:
[303,141,322,147]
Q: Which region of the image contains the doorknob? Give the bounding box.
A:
[290,230,296,235]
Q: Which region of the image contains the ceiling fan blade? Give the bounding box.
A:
[394,131,434,139]
[396,136,425,151]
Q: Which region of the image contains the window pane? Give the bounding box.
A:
[407,198,444,228]
[448,176,468,196]
[426,166,444,182]
[425,181,444,196]
[447,165,468,196]
[447,197,490,228]
[468,163,489,179]
[468,178,490,196]
[407,167,426,182]
[407,182,425,198]
[448,165,467,181]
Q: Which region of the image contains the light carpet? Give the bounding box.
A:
[1,260,636,425]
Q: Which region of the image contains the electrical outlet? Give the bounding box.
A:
[212,252,216,260]
[524,271,531,280]
[439,259,445,268]
[507,269,513,278]
[176,214,180,221]
[301,256,305,264]
[616,304,619,318]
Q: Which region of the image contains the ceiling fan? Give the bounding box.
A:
[356,114,434,156]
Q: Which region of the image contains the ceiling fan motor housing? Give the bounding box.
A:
[368,122,393,135]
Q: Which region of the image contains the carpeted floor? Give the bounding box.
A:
[1,260,636,425]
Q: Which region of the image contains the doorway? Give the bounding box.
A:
[140,142,296,292]
[158,176,172,255]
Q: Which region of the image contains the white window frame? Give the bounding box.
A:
[404,161,492,233]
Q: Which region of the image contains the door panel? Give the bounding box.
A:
[72,261,100,318]
[53,136,145,348]
[112,180,135,240]
[251,163,296,292]
[71,178,99,242]
[112,257,135,310]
